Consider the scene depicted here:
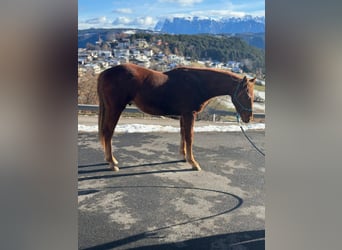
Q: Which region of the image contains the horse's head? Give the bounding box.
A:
[232,76,256,123]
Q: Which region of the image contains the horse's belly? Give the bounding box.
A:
[132,99,180,116]
[133,93,203,116]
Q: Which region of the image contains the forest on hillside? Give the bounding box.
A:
[131,33,265,73]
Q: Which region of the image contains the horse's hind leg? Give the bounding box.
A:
[182,112,201,171]
[102,106,124,171]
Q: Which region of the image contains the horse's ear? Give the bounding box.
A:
[249,77,256,85]
[241,76,248,85]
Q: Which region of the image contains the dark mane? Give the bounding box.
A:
[172,66,243,78]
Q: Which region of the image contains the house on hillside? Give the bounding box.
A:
[168,54,185,65]
[134,38,148,49]
[84,63,101,74]
[227,60,243,73]
[226,61,240,68]
[78,49,92,65]
[211,62,224,68]
[113,49,129,59]
[132,58,150,68]
[143,49,153,57]
[107,59,121,67]
[155,52,165,61]
[131,48,140,58]
[117,38,130,49]
[78,57,87,65]
[97,50,113,59]
[98,60,109,69]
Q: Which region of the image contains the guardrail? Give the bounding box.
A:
[78,104,265,119]
[78,104,139,113]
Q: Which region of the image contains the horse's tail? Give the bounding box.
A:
[97,73,106,148]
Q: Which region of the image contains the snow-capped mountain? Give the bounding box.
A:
[155,15,265,34]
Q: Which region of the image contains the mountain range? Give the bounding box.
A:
[155,15,265,34]
[78,16,265,50]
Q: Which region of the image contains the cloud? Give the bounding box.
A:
[112,16,157,29]
[112,16,132,25]
[85,16,108,24]
[79,15,157,30]
[135,16,155,26]
[112,8,133,14]
[158,0,203,6]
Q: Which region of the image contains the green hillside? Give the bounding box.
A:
[132,33,265,73]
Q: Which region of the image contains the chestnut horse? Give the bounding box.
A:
[97,63,255,171]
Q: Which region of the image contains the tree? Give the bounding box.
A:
[78,69,98,104]
[86,42,96,50]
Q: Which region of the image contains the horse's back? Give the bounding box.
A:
[99,64,137,83]
[98,64,211,115]
[99,63,164,86]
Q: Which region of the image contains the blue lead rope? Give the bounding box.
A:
[236,113,265,157]
[236,113,241,123]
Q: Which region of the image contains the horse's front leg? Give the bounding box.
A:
[179,116,187,161]
[182,112,201,171]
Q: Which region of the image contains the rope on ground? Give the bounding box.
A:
[236,114,265,157]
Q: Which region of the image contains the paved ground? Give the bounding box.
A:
[78,118,265,250]
[78,114,241,127]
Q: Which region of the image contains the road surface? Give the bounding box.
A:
[78,123,265,249]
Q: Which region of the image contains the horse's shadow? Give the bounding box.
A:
[78,160,191,181]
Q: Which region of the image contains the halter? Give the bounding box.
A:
[232,81,253,112]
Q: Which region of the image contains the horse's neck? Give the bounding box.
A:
[204,74,239,98]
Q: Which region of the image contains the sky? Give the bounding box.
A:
[78,0,265,30]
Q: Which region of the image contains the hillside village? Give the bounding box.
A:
[78,36,250,77]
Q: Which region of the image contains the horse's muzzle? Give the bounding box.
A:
[240,113,252,123]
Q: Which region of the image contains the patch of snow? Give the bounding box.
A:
[78,123,265,133]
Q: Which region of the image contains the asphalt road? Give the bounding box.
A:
[78,130,265,250]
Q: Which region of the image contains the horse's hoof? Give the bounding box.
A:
[105,157,119,166]
[109,163,119,171]
[110,166,119,171]
[192,165,202,171]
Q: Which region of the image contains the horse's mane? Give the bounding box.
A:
[170,66,243,82]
